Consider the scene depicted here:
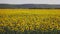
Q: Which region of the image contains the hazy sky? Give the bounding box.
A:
[0,0,60,4]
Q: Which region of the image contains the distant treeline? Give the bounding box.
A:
[0,4,60,9]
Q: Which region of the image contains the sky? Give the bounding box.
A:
[0,0,60,4]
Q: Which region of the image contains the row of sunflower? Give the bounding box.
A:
[0,14,60,34]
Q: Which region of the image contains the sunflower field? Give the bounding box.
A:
[0,9,60,34]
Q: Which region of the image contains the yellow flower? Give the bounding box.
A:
[25,26,29,30]
[0,29,5,32]
[20,28,24,32]
[11,27,18,31]
[30,26,34,30]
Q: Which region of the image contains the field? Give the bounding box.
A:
[0,9,60,34]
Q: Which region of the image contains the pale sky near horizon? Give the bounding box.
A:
[0,0,60,4]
